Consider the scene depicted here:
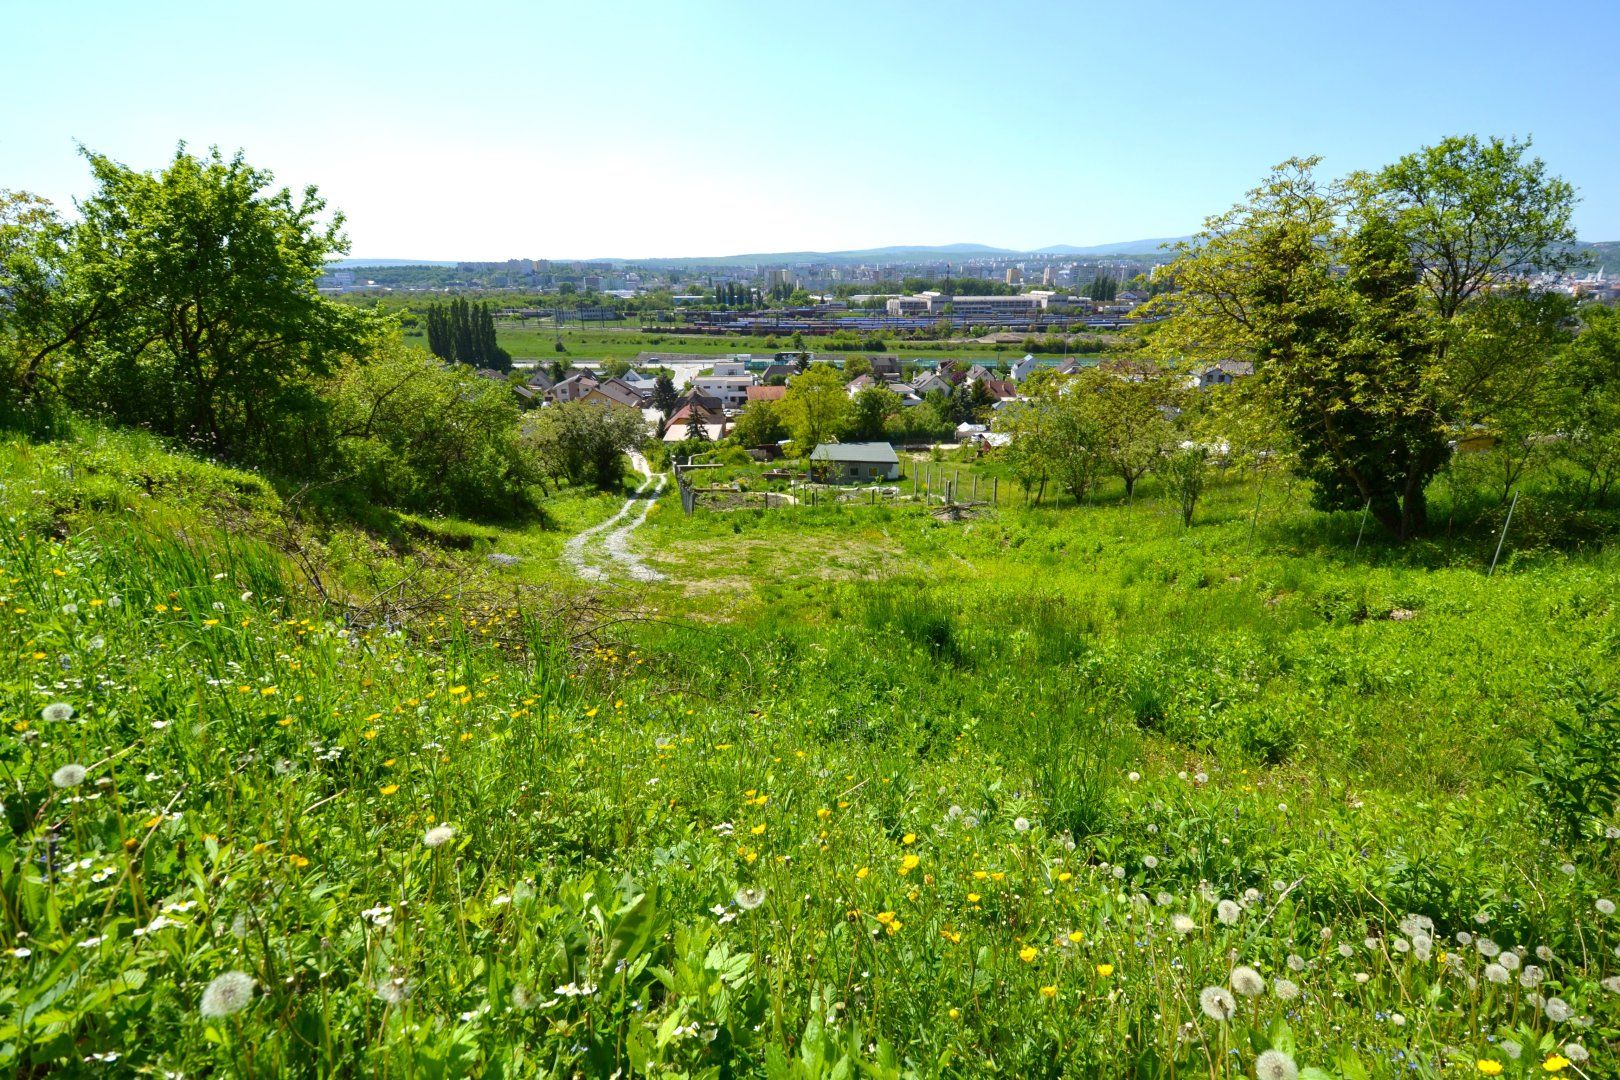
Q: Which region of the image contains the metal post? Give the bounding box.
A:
[1353,498,1371,554]
[1490,490,1520,576]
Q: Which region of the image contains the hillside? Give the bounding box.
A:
[4,422,1619,1075]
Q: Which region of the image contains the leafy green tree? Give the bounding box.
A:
[843,356,873,382]
[731,398,788,447]
[1081,367,1176,500]
[1551,304,1620,504]
[61,146,370,463]
[526,400,647,490]
[328,337,537,517]
[0,190,99,403]
[848,385,900,441]
[1155,445,1209,526]
[1162,137,1577,539]
[779,364,850,449]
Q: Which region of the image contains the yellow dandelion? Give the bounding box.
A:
[1040,984,1057,999]
[1019,946,1038,963]
[1095,963,1114,977]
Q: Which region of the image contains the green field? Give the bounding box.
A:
[4,422,1618,1076]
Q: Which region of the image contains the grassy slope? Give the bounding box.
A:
[2,425,1618,1076]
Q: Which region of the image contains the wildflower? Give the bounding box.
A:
[855,867,869,880]
[1199,985,1236,1021]
[1499,951,1520,971]
[41,702,74,722]
[1095,963,1113,977]
[1602,976,1620,994]
[1018,946,1037,962]
[1412,933,1433,961]
[1337,943,1354,958]
[1272,977,1300,1001]
[948,1007,960,1020]
[1255,1049,1298,1080]
[52,764,87,789]
[1484,963,1509,984]
[1541,1054,1571,1073]
[734,886,765,910]
[1013,817,1031,833]
[1127,771,1141,782]
[1545,997,1573,1023]
[899,854,920,875]
[1230,965,1265,997]
[1562,1045,1589,1065]
[1216,899,1241,925]
[423,824,455,848]
[1040,984,1057,999]
[1286,953,1306,972]
[1142,855,1158,869]
[1502,1041,1523,1061]
[1353,972,1370,984]
[1597,898,1616,916]
[1476,938,1500,958]
[902,832,916,845]
[1476,1063,1503,1076]
[199,971,256,1018]
[1520,965,1545,988]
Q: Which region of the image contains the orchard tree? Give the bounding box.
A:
[848,385,901,441]
[779,364,850,449]
[1161,137,1577,539]
[61,145,371,461]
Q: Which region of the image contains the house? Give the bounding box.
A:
[1010,354,1040,382]
[867,356,901,378]
[845,374,877,396]
[620,369,659,394]
[579,379,645,411]
[550,374,599,403]
[955,422,989,440]
[524,370,556,393]
[746,385,787,404]
[809,441,901,484]
[662,420,729,442]
[1193,360,1255,389]
[513,383,543,409]
[759,362,797,383]
[979,378,1018,402]
[693,374,755,412]
[964,364,995,384]
[911,372,952,398]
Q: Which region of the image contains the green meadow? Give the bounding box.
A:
[3,423,1618,1076]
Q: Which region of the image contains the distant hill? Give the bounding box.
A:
[1036,237,1189,256]
[330,258,458,268]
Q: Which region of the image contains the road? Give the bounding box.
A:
[560,452,666,583]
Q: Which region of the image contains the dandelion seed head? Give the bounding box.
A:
[1597,898,1616,916]
[423,824,455,848]
[734,886,765,910]
[199,971,255,1018]
[1255,1049,1297,1080]
[1216,899,1241,926]
[1199,985,1236,1021]
[1484,963,1509,984]
[51,764,87,789]
[1013,816,1031,833]
[1171,913,1197,936]
[41,702,74,722]
[1272,977,1300,1001]
[1545,997,1573,1023]
[1286,953,1305,972]
[1230,965,1265,997]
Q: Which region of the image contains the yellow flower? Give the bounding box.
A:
[1040,984,1057,999]
[1542,1056,1571,1074]
[1056,871,1072,882]
[203,618,219,627]
[947,1008,960,1021]
[990,872,1006,882]
[449,685,467,695]
[899,854,920,876]
[750,823,766,835]
[260,686,278,696]
[856,867,870,880]
[289,854,310,868]
[817,807,832,820]
[1019,946,1038,963]
[967,893,982,903]
[363,729,378,740]
[1095,963,1114,977]
[1476,1063,1503,1077]
[973,870,989,881]
[1067,931,1084,943]
[379,784,399,795]
[277,717,294,727]
[940,929,961,944]
[902,832,917,845]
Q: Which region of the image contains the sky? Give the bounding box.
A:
[6,0,1618,260]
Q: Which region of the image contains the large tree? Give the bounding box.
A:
[61,146,370,461]
[1162,137,1577,538]
[779,364,850,449]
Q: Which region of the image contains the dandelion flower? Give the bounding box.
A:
[1520,965,1545,988]
[1501,1040,1522,1061]
[1142,855,1158,869]
[1199,986,1236,1021]
[1485,963,1509,984]
[199,971,255,1017]
[1498,951,1520,972]
[52,764,87,789]
[1476,1062,1503,1076]
[1476,938,1500,958]
[1255,1049,1298,1080]
[1597,898,1616,916]
[375,977,410,1004]
[1230,965,1265,998]
[734,886,765,910]
[1412,933,1433,961]
[1216,899,1241,925]
[423,824,455,848]
[41,702,74,722]
[1286,953,1305,972]
[1562,1044,1589,1065]
[1337,943,1354,958]
[1542,1054,1571,1073]
[1013,816,1031,834]
[1272,977,1300,1001]
[1545,997,1573,1023]
[1171,914,1197,936]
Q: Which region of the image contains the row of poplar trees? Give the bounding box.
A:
[425,299,510,371]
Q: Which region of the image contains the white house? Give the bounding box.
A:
[1010,354,1039,382]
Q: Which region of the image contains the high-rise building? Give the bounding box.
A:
[1004,267,1023,286]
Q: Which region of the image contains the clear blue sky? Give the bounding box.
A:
[6,0,1617,259]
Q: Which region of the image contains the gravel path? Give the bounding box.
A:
[560,452,665,583]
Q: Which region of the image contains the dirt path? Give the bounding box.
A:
[561,452,666,583]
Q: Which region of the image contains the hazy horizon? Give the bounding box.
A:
[8,0,1620,260]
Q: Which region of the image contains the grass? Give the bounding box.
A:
[2,422,1618,1076]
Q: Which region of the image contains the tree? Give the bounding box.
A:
[526,401,647,490]
[328,336,537,517]
[1081,367,1175,500]
[1161,138,1578,539]
[779,364,850,449]
[731,398,788,447]
[848,385,901,441]
[999,373,1104,505]
[652,372,679,417]
[843,356,873,382]
[1551,304,1620,505]
[1155,445,1209,526]
[0,190,102,404]
[61,145,370,463]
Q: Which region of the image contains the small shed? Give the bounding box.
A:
[809,441,901,484]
